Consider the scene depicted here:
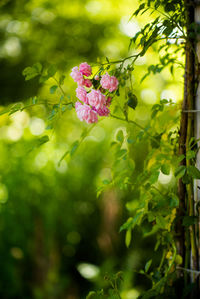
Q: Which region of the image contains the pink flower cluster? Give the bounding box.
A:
[70,62,119,123]
[70,63,92,87]
[100,73,119,92]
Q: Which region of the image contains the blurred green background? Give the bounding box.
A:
[0,0,183,298]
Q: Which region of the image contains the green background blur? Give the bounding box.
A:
[0,0,183,298]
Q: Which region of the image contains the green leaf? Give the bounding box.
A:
[186,150,196,160]
[127,137,134,144]
[67,104,73,110]
[50,85,58,94]
[48,109,57,120]
[164,3,175,12]
[86,291,96,299]
[46,124,53,130]
[182,173,191,184]
[39,75,50,83]
[0,107,10,116]
[177,154,185,163]
[183,216,198,227]
[120,212,143,232]
[161,164,170,175]
[145,259,152,273]
[32,96,38,104]
[156,215,167,229]
[70,140,79,156]
[9,103,22,115]
[59,75,65,85]
[149,171,159,184]
[174,165,186,179]
[47,64,57,77]
[187,165,200,179]
[116,130,124,143]
[36,135,49,147]
[115,149,127,159]
[22,63,42,80]
[125,229,132,248]
[58,150,69,166]
[127,93,138,110]
[169,195,179,208]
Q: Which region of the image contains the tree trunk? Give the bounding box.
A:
[178,0,200,295]
[194,0,200,274]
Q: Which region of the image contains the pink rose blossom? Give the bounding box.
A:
[109,76,119,92]
[100,73,119,92]
[87,89,106,109]
[76,86,88,104]
[75,101,98,123]
[100,73,110,90]
[95,106,110,117]
[84,79,92,88]
[70,66,84,85]
[79,62,92,77]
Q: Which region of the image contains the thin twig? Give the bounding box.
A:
[177,266,200,275]
[110,113,160,145]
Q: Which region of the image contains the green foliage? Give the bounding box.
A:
[86,273,123,298]
[22,63,42,81]
[127,93,138,110]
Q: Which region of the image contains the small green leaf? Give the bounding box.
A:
[182,173,191,184]
[48,109,57,120]
[32,96,38,104]
[156,215,167,229]
[116,130,124,143]
[174,165,186,179]
[50,85,58,94]
[22,63,42,80]
[0,107,10,116]
[36,135,49,147]
[177,154,185,163]
[47,64,57,77]
[127,94,138,110]
[175,255,183,265]
[183,216,198,227]
[145,259,152,273]
[125,229,132,248]
[70,140,79,156]
[116,149,127,159]
[61,106,67,112]
[169,195,179,207]
[164,3,175,12]
[120,212,143,232]
[86,292,96,299]
[186,150,196,160]
[9,103,22,115]
[187,165,200,179]
[149,171,159,184]
[46,124,53,130]
[161,164,170,175]
[39,75,50,83]
[58,150,69,166]
[67,104,73,110]
[127,137,134,144]
[59,75,65,85]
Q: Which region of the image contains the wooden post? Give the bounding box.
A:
[194,0,200,273]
